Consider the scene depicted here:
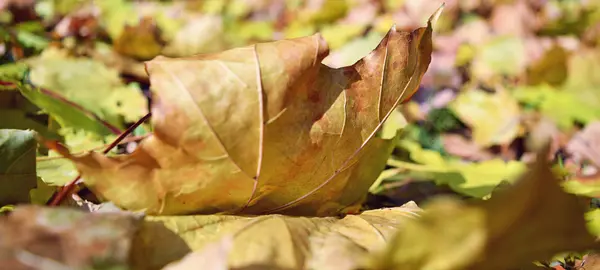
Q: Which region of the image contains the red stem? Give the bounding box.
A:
[47,112,152,206]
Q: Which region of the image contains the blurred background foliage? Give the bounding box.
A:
[4,0,600,242]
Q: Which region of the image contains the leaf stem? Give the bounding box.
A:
[36,134,150,162]
[46,112,152,206]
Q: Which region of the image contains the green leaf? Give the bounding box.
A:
[586,209,600,237]
[0,129,37,205]
[0,109,60,140]
[380,109,407,140]
[471,35,526,81]
[562,180,600,197]
[370,148,599,270]
[0,63,28,84]
[16,83,116,136]
[37,128,115,186]
[15,31,49,51]
[391,140,526,198]
[369,168,403,194]
[27,49,148,127]
[321,24,368,50]
[323,31,385,67]
[512,84,600,129]
[36,157,77,186]
[0,205,14,213]
[29,178,56,205]
[95,0,138,40]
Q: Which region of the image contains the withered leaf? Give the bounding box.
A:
[0,206,141,270]
[132,202,421,270]
[65,8,441,216]
[369,146,600,270]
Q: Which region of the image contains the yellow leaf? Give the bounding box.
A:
[162,236,232,270]
[162,16,225,57]
[370,147,599,270]
[471,35,526,82]
[526,45,569,86]
[132,203,421,270]
[113,17,163,60]
[450,88,520,146]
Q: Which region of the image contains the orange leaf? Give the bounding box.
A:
[65,8,442,216]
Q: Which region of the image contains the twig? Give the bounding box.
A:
[47,112,152,206]
[36,134,150,161]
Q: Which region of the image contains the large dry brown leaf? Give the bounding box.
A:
[64,8,441,216]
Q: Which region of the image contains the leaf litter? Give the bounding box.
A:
[2,0,600,269]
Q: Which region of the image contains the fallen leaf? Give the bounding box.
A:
[489,0,538,37]
[27,48,148,130]
[162,15,226,57]
[322,31,384,68]
[370,197,486,270]
[450,88,521,147]
[15,82,119,136]
[566,121,600,168]
[0,129,37,206]
[28,178,55,205]
[471,35,527,82]
[0,206,141,270]
[512,84,600,129]
[0,109,60,140]
[113,16,164,60]
[225,20,275,47]
[586,209,600,237]
[441,134,494,161]
[320,23,368,50]
[89,42,149,80]
[36,158,77,186]
[95,0,139,40]
[562,48,600,117]
[37,128,117,186]
[392,140,526,198]
[132,202,421,270]
[526,45,569,86]
[370,146,599,270]
[563,179,600,197]
[64,7,441,216]
[162,236,233,270]
[380,109,408,140]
